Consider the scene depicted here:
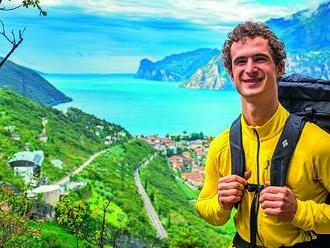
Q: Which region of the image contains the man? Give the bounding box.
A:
[196,22,330,247]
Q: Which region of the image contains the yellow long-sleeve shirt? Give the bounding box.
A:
[196,104,330,247]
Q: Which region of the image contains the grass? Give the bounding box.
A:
[175,177,199,200]
[31,221,88,248]
[88,185,128,228]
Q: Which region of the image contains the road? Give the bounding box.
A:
[52,146,167,238]
[52,149,108,186]
[134,153,168,239]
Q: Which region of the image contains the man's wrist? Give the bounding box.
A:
[291,199,308,229]
[218,198,234,211]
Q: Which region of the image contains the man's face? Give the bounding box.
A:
[229,36,284,101]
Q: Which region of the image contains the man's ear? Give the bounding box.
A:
[276,62,285,78]
[229,73,233,81]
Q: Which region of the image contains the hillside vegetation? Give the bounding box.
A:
[0,88,235,247]
[140,155,236,247]
[29,140,160,247]
[67,140,159,245]
[0,88,126,185]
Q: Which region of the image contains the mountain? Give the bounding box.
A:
[135,2,330,89]
[286,51,330,79]
[0,88,234,247]
[135,48,219,81]
[183,55,233,90]
[267,1,330,51]
[0,59,72,106]
[266,7,312,35]
[183,1,330,90]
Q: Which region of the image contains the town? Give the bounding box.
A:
[138,132,211,189]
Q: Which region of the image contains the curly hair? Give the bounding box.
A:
[222,22,286,76]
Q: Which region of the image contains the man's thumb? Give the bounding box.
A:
[244,170,251,180]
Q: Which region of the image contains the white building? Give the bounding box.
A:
[29,185,61,206]
[8,150,44,186]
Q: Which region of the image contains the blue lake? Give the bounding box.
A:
[44,74,241,136]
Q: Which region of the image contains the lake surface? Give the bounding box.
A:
[44,74,241,136]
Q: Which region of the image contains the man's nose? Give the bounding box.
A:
[245,59,257,74]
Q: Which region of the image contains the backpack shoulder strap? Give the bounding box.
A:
[230,115,245,177]
[271,114,306,186]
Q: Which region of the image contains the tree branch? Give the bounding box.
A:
[0,21,25,69]
[0,4,23,11]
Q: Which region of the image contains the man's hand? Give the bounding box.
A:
[218,171,251,210]
[259,186,297,222]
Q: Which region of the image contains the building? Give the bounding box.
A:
[181,172,204,188]
[51,159,64,169]
[8,150,44,185]
[191,166,205,175]
[29,185,61,206]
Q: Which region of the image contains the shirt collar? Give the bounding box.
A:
[241,103,289,141]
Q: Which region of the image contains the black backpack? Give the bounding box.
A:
[279,73,330,133]
[230,73,330,247]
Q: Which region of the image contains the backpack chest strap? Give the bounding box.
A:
[271,114,306,187]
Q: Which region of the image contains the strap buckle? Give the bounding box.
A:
[245,183,265,192]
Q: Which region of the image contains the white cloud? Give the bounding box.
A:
[37,0,314,26]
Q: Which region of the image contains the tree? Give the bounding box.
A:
[0,184,40,247]
[169,224,205,248]
[56,195,128,248]
[0,0,46,69]
[0,209,37,247]
[56,197,89,248]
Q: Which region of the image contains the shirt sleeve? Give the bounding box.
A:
[195,137,232,226]
[292,133,330,234]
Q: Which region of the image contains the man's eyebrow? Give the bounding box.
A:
[254,53,271,58]
[233,56,246,63]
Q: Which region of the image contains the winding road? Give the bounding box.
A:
[134,153,168,239]
[52,149,108,186]
[51,146,167,239]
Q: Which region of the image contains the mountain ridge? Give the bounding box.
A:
[135,1,330,90]
[0,59,72,106]
[135,48,219,81]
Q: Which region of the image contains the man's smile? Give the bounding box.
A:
[241,78,263,84]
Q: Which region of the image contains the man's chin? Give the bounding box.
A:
[238,88,264,98]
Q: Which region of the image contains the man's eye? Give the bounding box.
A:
[255,57,267,62]
[235,59,246,65]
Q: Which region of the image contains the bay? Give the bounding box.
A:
[44,74,241,136]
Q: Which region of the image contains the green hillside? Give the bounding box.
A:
[30,140,159,248]
[0,88,127,185]
[66,140,159,246]
[0,89,161,247]
[0,88,235,247]
[0,58,72,106]
[140,155,236,247]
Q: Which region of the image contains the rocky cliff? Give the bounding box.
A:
[135,48,219,81]
[286,51,330,79]
[183,55,233,90]
[135,1,330,90]
[268,1,330,52]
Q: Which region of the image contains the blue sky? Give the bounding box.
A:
[0,0,325,73]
